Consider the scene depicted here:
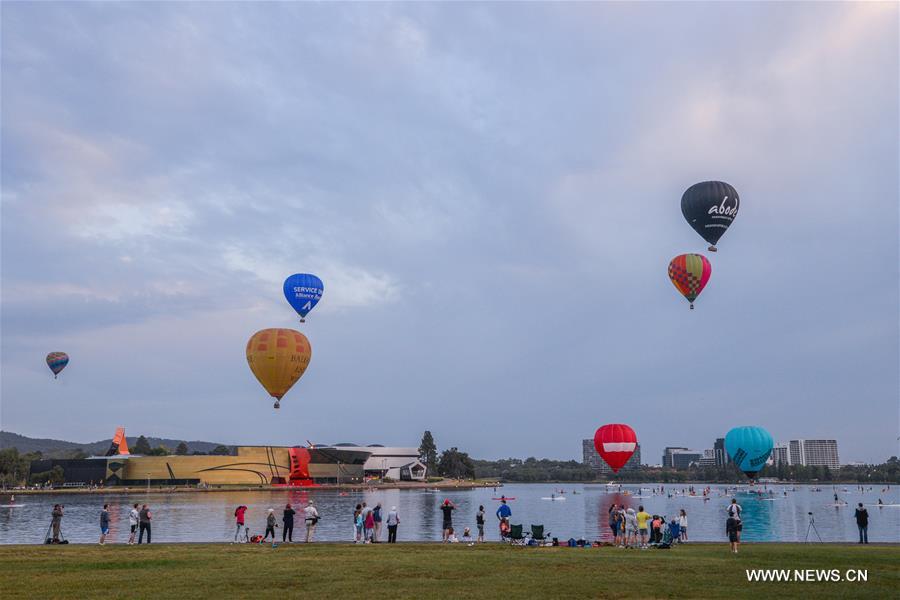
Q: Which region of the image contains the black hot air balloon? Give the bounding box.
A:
[681,181,740,252]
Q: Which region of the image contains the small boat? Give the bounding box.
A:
[541,496,566,501]
[0,504,24,508]
[491,497,516,501]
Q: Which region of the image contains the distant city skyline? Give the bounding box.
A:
[2,3,897,464]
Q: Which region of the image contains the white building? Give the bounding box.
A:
[344,445,427,481]
[788,439,840,470]
[771,443,790,466]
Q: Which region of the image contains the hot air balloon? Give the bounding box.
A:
[593,424,638,473]
[681,181,740,252]
[668,253,711,309]
[724,426,774,479]
[283,274,324,322]
[46,352,69,379]
[246,329,312,409]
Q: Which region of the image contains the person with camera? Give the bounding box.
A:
[128,504,140,544]
[282,503,296,543]
[386,506,400,543]
[304,500,319,542]
[50,504,63,543]
[99,504,110,545]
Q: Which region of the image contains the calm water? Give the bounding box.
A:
[1,483,897,544]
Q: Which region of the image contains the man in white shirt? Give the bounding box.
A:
[128,503,140,545]
[304,500,319,543]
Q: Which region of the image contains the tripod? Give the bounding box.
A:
[43,520,67,544]
[804,513,822,543]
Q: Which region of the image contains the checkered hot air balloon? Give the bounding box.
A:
[46,352,69,379]
[593,424,638,473]
[668,253,711,309]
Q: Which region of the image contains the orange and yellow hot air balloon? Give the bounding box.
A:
[246,328,312,409]
[668,253,711,309]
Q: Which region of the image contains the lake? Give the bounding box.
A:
[1,483,897,544]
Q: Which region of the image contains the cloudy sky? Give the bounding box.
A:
[2,2,897,464]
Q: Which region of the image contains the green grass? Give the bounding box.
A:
[0,543,897,599]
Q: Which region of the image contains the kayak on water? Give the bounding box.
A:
[541,497,566,501]
[491,497,516,501]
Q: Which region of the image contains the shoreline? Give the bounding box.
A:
[5,480,502,495]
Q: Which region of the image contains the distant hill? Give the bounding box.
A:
[0,431,227,458]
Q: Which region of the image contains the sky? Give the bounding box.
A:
[1,2,898,464]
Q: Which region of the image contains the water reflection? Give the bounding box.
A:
[0,484,897,545]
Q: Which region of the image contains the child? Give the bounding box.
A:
[447,527,459,543]
[462,527,473,543]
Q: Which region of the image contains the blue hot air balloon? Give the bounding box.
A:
[725,426,774,478]
[283,274,324,322]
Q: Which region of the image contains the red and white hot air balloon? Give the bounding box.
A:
[593,424,638,473]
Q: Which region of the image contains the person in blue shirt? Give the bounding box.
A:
[496,499,512,539]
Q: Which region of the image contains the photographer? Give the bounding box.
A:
[304,500,319,542]
[50,504,63,543]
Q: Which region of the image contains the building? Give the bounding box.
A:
[713,438,729,466]
[788,439,840,470]
[334,444,427,481]
[582,439,641,474]
[771,443,790,467]
[670,450,703,470]
[698,449,717,467]
[661,447,688,468]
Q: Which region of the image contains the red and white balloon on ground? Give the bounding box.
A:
[593,424,638,473]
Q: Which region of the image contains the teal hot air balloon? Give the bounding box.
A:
[725,426,774,478]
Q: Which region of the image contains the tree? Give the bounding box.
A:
[175,442,189,456]
[147,446,170,456]
[437,447,475,479]
[210,445,231,456]
[133,436,152,455]
[419,431,437,473]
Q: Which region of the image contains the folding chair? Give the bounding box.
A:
[529,524,549,545]
[508,524,528,546]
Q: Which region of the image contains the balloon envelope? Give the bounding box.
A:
[593,424,638,473]
[681,181,740,250]
[283,274,324,320]
[46,352,69,378]
[668,253,711,308]
[246,329,312,408]
[725,426,774,478]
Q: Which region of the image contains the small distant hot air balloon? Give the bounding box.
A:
[593,424,638,473]
[46,352,69,379]
[668,253,711,309]
[725,426,774,479]
[283,274,324,322]
[246,329,312,409]
[681,181,740,252]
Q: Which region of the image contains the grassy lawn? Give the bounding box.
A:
[0,543,897,599]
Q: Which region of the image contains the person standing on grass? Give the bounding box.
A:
[727,499,742,542]
[50,504,63,543]
[282,503,295,543]
[363,505,375,543]
[607,503,619,544]
[138,504,152,544]
[128,504,140,544]
[624,508,637,548]
[440,499,456,542]
[386,506,399,543]
[496,498,511,537]
[476,505,485,543]
[372,503,383,543]
[354,504,364,543]
[304,500,319,543]
[233,505,248,543]
[678,509,688,542]
[636,506,651,549]
[263,509,277,544]
[99,504,110,545]
[854,503,869,544]
[726,515,739,553]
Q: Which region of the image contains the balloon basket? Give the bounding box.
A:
[299,318,306,323]
[689,304,694,310]
[273,401,280,410]
[708,245,717,252]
